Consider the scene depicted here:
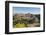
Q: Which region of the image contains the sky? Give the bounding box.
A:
[13,7,40,14]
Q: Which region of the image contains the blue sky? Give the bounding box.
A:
[13,7,40,14]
